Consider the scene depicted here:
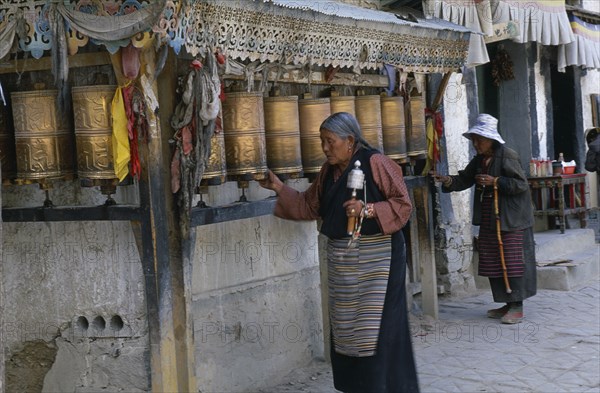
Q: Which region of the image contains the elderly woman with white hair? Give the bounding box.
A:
[259,112,419,393]
[433,114,536,324]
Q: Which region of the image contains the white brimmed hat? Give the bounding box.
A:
[462,114,505,144]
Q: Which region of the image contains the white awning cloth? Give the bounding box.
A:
[492,0,574,45]
[557,14,600,72]
[424,0,576,68]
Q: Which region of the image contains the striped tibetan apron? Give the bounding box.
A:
[327,234,391,357]
[478,195,525,277]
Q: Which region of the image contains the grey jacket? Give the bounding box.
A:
[585,137,600,173]
[442,146,534,231]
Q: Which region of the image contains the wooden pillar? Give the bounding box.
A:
[117,46,192,392]
[414,184,439,319]
[1,168,4,393]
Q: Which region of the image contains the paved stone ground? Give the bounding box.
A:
[260,279,600,393]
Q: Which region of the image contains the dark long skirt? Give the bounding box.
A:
[489,227,537,303]
[330,231,420,393]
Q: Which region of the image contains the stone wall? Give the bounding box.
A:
[190,180,324,392]
[1,220,149,392]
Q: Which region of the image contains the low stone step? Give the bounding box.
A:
[534,228,596,262]
[536,246,599,291]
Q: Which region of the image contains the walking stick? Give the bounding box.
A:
[493,179,512,293]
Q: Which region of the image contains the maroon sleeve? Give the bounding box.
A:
[273,169,324,221]
[369,154,413,234]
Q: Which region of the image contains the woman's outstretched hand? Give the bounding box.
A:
[258,170,283,194]
[429,171,451,186]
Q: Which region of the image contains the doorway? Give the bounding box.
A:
[550,66,577,163]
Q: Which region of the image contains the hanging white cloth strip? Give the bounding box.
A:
[423,0,491,67]
[0,19,16,61]
[557,14,600,72]
[492,0,574,45]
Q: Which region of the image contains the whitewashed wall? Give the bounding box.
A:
[436,72,477,294]
[582,0,600,13]
[535,46,549,160]
[581,69,600,207]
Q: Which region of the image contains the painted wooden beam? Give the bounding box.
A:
[0,52,111,74]
[224,70,389,88]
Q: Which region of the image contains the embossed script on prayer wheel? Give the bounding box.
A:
[298,96,330,177]
[222,92,268,181]
[407,95,427,159]
[0,104,17,181]
[72,85,117,180]
[264,95,303,179]
[355,95,383,152]
[330,95,355,117]
[202,128,227,185]
[11,90,74,180]
[381,96,408,163]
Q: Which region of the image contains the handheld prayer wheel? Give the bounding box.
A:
[71,85,117,180]
[222,92,268,182]
[11,89,75,181]
[264,95,303,179]
[201,127,227,186]
[298,95,330,178]
[381,96,408,163]
[330,92,355,116]
[355,94,383,152]
[406,95,427,159]
[0,103,17,181]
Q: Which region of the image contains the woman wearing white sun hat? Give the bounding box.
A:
[432,114,536,324]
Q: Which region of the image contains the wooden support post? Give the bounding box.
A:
[113,47,192,392]
[431,72,452,112]
[414,185,439,319]
[0,171,4,393]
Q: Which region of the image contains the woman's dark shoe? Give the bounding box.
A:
[501,305,524,324]
[487,304,510,319]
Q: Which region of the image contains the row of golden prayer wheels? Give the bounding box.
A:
[0,87,428,191]
[0,86,118,187]
[210,90,427,186]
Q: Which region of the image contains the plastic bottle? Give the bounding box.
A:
[529,159,537,177]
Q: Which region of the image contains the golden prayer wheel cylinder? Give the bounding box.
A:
[222,92,268,181]
[0,104,17,181]
[407,95,427,159]
[11,89,75,180]
[201,128,227,185]
[330,95,355,116]
[381,96,408,163]
[264,95,303,179]
[355,95,383,152]
[298,97,330,177]
[72,85,117,180]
